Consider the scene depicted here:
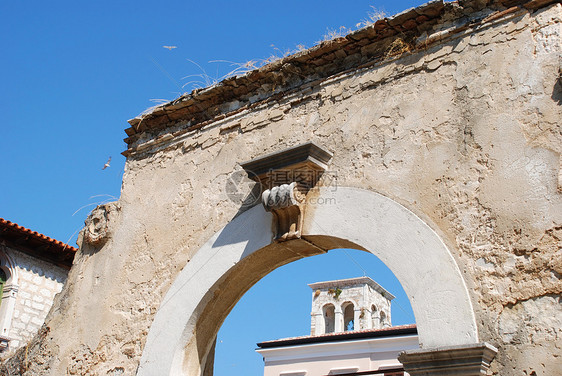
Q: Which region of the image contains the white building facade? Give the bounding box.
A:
[257,277,418,376]
[0,218,75,354]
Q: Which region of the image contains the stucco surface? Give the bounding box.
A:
[3,2,561,376]
[138,188,478,375]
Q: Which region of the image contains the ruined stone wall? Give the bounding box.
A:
[3,1,560,375]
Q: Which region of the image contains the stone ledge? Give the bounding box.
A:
[240,142,333,190]
[398,342,498,376]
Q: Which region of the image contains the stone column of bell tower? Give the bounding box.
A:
[309,276,395,336]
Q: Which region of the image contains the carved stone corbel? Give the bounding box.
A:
[261,182,305,241]
[240,142,333,242]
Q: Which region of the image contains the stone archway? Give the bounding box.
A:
[138,187,482,376]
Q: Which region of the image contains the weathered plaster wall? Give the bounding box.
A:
[3,2,560,375]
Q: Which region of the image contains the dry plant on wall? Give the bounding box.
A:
[181,58,221,91]
[139,5,392,118]
[334,288,342,299]
[319,6,388,44]
[181,42,308,94]
[210,59,261,78]
[317,26,354,44]
[139,98,173,119]
[356,6,387,28]
[328,287,343,300]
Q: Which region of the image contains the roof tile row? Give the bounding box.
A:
[0,218,77,269]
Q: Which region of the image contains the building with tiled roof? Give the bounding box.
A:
[256,278,418,376]
[0,218,76,354]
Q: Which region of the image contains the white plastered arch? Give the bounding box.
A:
[0,248,19,339]
[138,187,478,376]
[0,248,18,286]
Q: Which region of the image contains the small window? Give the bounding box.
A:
[323,304,335,333]
[0,269,6,308]
[380,311,387,327]
[343,303,354,332]
[371,304,377,328]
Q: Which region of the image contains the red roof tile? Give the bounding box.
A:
[257,324,417,348]
[0,218,77,269]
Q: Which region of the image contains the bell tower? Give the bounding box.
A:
[309,276,395,336]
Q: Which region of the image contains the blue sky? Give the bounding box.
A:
[1,1,425,374]
[215,248,415,376]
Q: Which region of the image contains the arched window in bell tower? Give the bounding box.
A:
[380,311,387,328]
[323,304,335,334]
[343,302,355,331]
[371,304,378,329]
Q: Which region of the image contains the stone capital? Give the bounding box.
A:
[240,141,333,191]
[241,142,333,241]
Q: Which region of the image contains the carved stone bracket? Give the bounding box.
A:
[241,142,333,241]
[262,182,305,241]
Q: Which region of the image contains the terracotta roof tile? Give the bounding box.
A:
[257,324,418,348]
[0,218,77,269]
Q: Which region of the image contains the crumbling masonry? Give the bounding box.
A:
[2,0,561,375]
